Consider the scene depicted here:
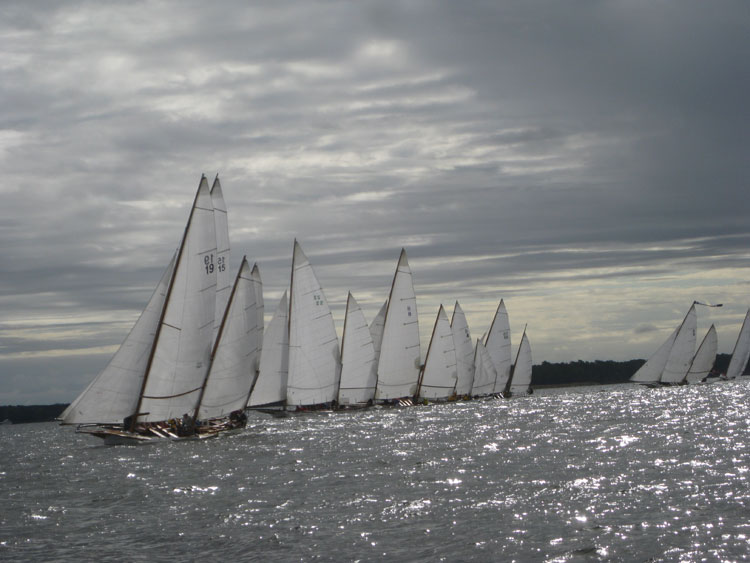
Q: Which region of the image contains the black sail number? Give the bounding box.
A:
[204,254,215,275]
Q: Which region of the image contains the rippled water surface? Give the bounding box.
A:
[3,381,750,561]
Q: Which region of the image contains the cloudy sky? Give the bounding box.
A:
[1,1,749,405]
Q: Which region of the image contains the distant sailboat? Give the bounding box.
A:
[485,300,512,394]
[451,301,475,397]
[247,292,289,412]
[684,324,718,384]
[471,338,497,397]
[506,325,532,396]
[60,176,242,443]
[374,249,421,404]
[337,293,378,407]
[725,308,750,379]
[287,240,340,409]
[416,305,458,402]
[631,304,696,386]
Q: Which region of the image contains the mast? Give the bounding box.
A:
[285,239,296,409]
[336,293,353,403]
[130,175,208,431]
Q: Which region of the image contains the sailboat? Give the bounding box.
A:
[725,308,750,379]
[506,326,532,396]
[471,338,497,397]
[684,324,718,384]
[631,303,697,386]
[369,299,387,375]
[61,176,234,443]
[247,292,289,414]
[374,249,421,405]
[451,301,475,398]
[286,240,340,410]
[485,300,512,395]
[337,293,378,408]
[210,176,231,347]
[415,305,458,403]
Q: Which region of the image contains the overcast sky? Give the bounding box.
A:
[1,1,749,405]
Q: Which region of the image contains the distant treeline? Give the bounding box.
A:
[0,354,739,423]
[0,403,67,425]
[533,353,733,386]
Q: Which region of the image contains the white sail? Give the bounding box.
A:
[60,256,176,425]
[726,309,750,379]
[337,293,378,405]
[631,326,678,384]
[471,338,497,396]
[210,176,231,346]
[137,176,218,423]
[197,258,259,420]
[369,299,387,372]
[685,324,718,384]
[509,330,532,396]
[417,305,458,400]
[375,249,421,401]
[660,304,697,384]
[248,292,288,407]
[485,300,512,393]
[287,240,340,406]
[250,263,264,371]
[451,301,475,396]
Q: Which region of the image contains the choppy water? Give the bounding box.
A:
[3,381,750,562]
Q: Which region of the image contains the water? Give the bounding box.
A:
[3,381,750,561]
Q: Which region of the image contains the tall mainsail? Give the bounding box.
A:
[508,327,532,396]
[337,293,378,405]
[248,292,288,408]
[726,308,750,379]
[485,300,512,393]
[135,176,218,424]
[416,305,458,401]
[375,249,421,401]
[471,338,497,396]
[685,324,718,384]
[659,304,697,384]
[196,257,259,420]
[60,255,176,425]
[451,301,475,396]
[369,299,387,374]
[287,240,340,406]
[210,176,231,346]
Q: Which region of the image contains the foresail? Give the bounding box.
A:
[375,249,421,400]
[726,309,750,379]
[60,255,176,425]
[686,325,718,384]
[338,293,377,405]
[251,264,264,370]
[630,327,678,383]
[287,241,340,406]
[485,300,512,393]
[198,258,259,420]
[509,332,532,395]
[138,176,217,423]
[248,292,288,407]
[660,305,697,384]
[210,176,231,347]
[418,305,458,400]
[369,299,387,374]
[451,301,475,396]
[472,339,497,396]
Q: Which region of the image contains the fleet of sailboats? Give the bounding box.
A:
[60,177,749,443]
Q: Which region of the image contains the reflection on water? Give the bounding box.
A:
[3,380,750,561]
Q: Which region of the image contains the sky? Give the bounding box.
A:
[1,1,749,405]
